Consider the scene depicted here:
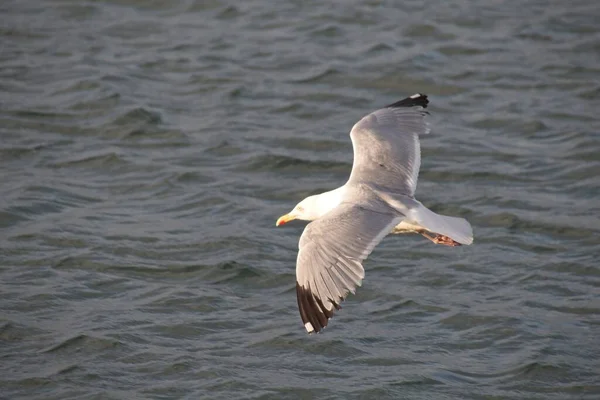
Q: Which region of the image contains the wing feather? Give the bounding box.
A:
[295,203,401,333]
[348,94,430,196]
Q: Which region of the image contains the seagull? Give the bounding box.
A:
[276,94,473,333]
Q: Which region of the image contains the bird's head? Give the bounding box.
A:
[276,195,321,226]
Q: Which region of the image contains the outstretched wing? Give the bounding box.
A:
[348,93,430,196]
[295,203,401,333]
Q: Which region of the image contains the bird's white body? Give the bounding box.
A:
[284,185,473,240]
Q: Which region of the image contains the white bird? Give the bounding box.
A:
[276,94,473,333]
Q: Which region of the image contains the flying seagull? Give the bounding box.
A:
[276,94,473,333]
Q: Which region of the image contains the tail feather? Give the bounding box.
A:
[407,203,473,245]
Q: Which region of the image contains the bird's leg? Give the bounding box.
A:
[420,231,461,247]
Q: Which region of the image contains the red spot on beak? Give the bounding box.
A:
[276,215,291,226]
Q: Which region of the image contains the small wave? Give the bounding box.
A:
[0,321,46,342]
[1,184,103,228]
[309,24,344,39]
[403,23,453,39]
[206,262,264,285]
[290,67,342,84]
[304,338,367,358]
[216,5,242,20]
[53,257,265,286]
[483,212,599,240]
[112,107,162,126]
[50,150,129,169]
[523,300,600,316]
[253,136,346,154]
[439,361,562,384]
[362,43,396,56]
[41,334,120,354]
[10,109,77,120]
[121,127,189,142]
[0,144,46,161]
[238,154,349,173]
[172,171,217,185]
[439,312,505,332]
[370,299,421,315]
[204,140,245,157]
[437,45,488,56]
[422,169,532,184]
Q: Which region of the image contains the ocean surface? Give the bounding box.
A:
[1,1,599,399]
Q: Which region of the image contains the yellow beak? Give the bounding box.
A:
[276,214,296,226]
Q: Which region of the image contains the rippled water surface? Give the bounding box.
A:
[2,0,600,399]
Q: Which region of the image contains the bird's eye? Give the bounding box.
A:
[297,207,304,212]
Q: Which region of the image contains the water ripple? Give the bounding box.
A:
[2,0,600,399]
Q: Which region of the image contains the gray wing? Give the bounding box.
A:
[348,94,430,196]
[295,203,401,333]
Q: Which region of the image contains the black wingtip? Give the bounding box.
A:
[296,282,338,334]
[386,93,429,109]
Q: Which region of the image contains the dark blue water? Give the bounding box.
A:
[1,1,599,399]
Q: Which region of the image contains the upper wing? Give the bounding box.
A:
[295,203,401,333]
[348,94,430,196]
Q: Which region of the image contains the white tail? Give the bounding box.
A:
[407,203,473,245]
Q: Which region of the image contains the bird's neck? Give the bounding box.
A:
[312,186,345,219]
